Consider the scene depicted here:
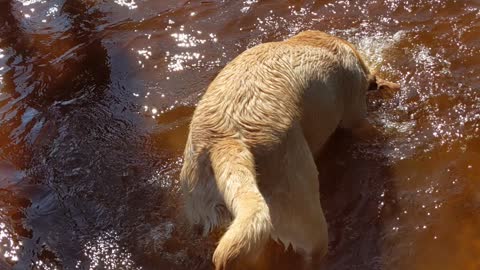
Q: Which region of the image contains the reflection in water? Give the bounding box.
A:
[0,0,479,269]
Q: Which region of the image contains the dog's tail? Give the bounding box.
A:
[209,139,272,270]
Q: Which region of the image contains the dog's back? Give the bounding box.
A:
[180,30,372,269]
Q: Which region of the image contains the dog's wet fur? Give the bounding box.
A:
[180,30,399,270]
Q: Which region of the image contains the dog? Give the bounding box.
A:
[180,30,399,270]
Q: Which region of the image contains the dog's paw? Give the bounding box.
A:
[212,238,238,270]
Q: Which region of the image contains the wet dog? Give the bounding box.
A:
[180,30,399,270]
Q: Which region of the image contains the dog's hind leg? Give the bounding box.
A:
[181,138,232,235]
[263,123,329,267]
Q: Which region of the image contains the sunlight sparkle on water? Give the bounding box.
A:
[34,257,59,270]
[167,52,202,72]
[114,0,138,10]
[137,48,152,60]
[166,25,222,71]
[0,222,21,263]
[47,5,59,17]
[241,0,259,13]
[0,49,5,86]
[77,230,141,270]
[171,32,207,48]
[17,0,45,6]
[147,157,183,188]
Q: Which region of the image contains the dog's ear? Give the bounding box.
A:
[378,77,401,92]
[367,74,401,92]
[367,74,378,91]
[367,74,401,100]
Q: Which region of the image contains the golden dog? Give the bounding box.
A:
[180,30,399,269]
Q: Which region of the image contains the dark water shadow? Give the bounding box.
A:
[316,124,396,270]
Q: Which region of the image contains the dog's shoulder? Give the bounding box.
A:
[285,30,370,75]
[285,31,342,48]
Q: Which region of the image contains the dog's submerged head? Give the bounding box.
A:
[339,73,400,129]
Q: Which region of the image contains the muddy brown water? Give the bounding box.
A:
[0,0,479,269]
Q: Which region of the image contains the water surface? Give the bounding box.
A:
[0,0,479,269]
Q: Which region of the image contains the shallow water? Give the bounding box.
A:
[0,0,479,269]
